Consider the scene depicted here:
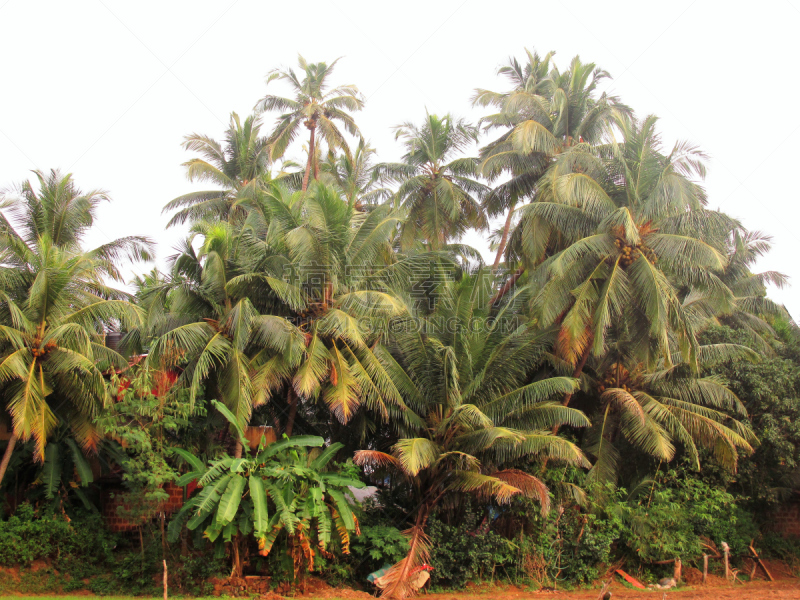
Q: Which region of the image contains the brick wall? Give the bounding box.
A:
[769,501,800,537]
[102,481,195,532]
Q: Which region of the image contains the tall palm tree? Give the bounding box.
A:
[0,170,152,485]
[355,274,589,599]
[244,182,432,438]
[473,49,556,270]
[143,217,304,451]
[682,228,790,353]
[255,56,364,191]
[524,115,732,375]
[151,182,429,442]
[582,343,758,484]
[374,113,489,251]
[474,51,630,272]
[319,140,392,207]
[163,112,272,228]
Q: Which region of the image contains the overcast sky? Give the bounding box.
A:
[1,1,798,317]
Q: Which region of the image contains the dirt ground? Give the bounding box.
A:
[420,580,800,599]
[297,560,800,600]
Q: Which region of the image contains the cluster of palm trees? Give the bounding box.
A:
[0,51,789,598]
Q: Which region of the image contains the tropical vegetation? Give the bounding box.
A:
[0,51,797,598]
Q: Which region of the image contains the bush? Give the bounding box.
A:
[519,491,624,586]
[427,512,516,589]
[0,503,228,596]
[351,524,409,576]
[619,468,759,563]
[0,504,117,567]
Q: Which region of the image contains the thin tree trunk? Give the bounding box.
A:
[285,388,298,437]
[234,440,243,459]
[231,535,242,579]
[163,560,168,600]
[492,201,516,272]
[561,345,592,409]
[490,266,525,306]
[0,433,18,490]
[139,526,146,570]
[160,511,167,560]
[302,127,316,192]
[544,344,593,462]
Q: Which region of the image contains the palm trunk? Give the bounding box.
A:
[492,201,517,272]
[231,534,243,579]
[302,127,316,192]
[490,265,525,306]
[540,345,593,475]
[0,433,18,488]
[285,388,298,437]
[561,345,592,409]
[313,136,320,181]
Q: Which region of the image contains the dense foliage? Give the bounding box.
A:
[0,48,797,598]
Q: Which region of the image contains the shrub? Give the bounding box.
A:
[427,512,516,589]
[0,504,117,567]
[351,524,409,576]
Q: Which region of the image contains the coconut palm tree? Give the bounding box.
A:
[583,343,759,484]
[163,112,272,228]
[244,182,441,438]
[143,216,305,452]
[255,56,364,191]
[682,228,790,354]
[523,115,734,379]
[151,181,436,443]
[475,52,631,273]
[0,169,152,485]
[374,113,488,251]
[355,274,590,599]
[319,140,392,207]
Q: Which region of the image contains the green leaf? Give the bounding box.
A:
[65,438,93,486]
[190,474,233,529]
[328,489,355,531]
[212,399,248,448]
[321,474,364,489]
[230,458,248,473]
[172,447,206,473]
[217,475,246,526]
[42,444,62,499]
[168,499,198,542]
[249,476,269,535]
[311,442,344,470]
[175,472,202,487]
[257,435,324,461]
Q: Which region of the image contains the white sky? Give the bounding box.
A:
[1,1,798,317]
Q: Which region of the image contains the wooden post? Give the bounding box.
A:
[595,577,613,600]
[163,560,168,600]
[702,553,708,584]
[673,557,682,583]
[722,542,730,581]
[749,543,774,582]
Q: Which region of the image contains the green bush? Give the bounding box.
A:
[619,469,759,563]
[519,491,624,586]
[351,524,409,576]
[0,504,117,567]
[427,512,515,589]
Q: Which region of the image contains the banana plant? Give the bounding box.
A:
[168,400,363,580]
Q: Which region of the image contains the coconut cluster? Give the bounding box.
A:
[597,362,634,393]
[614,238,657,267]
[30,340,57,358]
